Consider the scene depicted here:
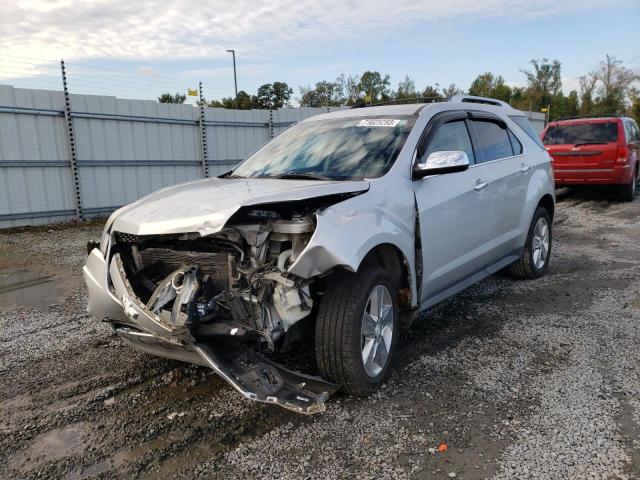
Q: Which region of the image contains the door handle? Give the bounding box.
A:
[520,163,531,173]
[474,180,489,191]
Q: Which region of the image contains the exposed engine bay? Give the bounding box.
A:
[99,196,366,414]
[112,208,316,350]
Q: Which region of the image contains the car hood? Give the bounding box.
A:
[110,177,370,236]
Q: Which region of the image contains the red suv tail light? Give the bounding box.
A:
[617,145,628,163]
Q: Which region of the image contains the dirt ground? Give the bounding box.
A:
[1,188,639,480]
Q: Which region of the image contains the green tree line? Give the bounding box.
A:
[158,54,639,123]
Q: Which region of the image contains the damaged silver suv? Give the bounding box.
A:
[84,95,555,414]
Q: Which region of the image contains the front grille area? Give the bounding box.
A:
[113,231,139,244]
[139,248,231,290]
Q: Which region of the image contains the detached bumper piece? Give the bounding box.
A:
[195,342,338,414]
[113,327,337,414]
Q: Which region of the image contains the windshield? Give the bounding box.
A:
[543,122,618,145]
[232,116,416,180]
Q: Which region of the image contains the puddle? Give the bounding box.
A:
[0,270,67,309]
[0,239,80,310]
[10,423,89,470]
[67,431,214,480]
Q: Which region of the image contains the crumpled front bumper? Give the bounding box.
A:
[82,248,338,414]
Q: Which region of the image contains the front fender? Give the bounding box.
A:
[288,176,419,306]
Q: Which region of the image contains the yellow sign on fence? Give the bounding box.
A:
[188,88,198,96]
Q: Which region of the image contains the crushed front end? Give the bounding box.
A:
[83,204,342,414]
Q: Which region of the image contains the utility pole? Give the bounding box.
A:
[226,49,238,108]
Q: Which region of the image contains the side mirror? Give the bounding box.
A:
[413,150,470,179]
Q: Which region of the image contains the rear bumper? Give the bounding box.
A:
[554,164,634,186]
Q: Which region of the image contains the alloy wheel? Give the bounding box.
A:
[532,217,550,270]
[361,284,394,377]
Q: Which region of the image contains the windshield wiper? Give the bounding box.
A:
[271,172,332,181]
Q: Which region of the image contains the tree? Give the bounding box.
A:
[565,90,579,118]
[421,84,442,100]
[299,80,343,107]
[579,71,599,115]
[208,90,255,109]
[357,71,391,104]
[394,75,417,100]
[441,83,463,99]
[630,89,640,126]
[158,92,186,104]
[520,58,562,111]
[468,72,512,103]
[333,74,360,105]
[254,82,293,109]
[593,54,638,114]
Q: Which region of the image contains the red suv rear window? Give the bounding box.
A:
[543,122,618,145]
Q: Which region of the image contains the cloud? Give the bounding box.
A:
[136,66,159,77]
[2,0,630,63]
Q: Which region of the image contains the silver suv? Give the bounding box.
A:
[84,95,555,414]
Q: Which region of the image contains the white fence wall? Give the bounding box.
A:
[0,85,344,228]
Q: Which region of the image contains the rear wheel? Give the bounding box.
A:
[315,265,398,395]
[509,206,552,279]
[620,165,638,202]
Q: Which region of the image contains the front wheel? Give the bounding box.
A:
[315,265,398,396]
[509,206,552,279]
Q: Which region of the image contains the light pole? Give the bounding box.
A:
[226,49,238,108]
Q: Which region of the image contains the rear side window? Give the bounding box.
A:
[542,122,618,145]
[508,130,523,155]
[421,120,476,164]
[471,120,513,162]
[510,115,544,149]
[627,121,640,143]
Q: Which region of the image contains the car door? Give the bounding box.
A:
[467,113,529,261]
[413,111,497,304]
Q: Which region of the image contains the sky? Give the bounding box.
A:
[1,0,639,104]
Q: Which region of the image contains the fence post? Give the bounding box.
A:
[268,109,274,139]
[198,81,209,178]
[60,60,83,220]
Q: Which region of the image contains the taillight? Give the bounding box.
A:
[617,145,628,163]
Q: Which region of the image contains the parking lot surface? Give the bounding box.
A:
[1,189,639,479]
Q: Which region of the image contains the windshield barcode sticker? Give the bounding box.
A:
[357,119,401,127]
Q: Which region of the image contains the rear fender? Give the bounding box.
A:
[518,162,555,246]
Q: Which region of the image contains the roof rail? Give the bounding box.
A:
[350,96,446,109]
[448,94,510,108]
[552,114,621,122]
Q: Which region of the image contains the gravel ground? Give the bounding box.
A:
[0,188,639,479]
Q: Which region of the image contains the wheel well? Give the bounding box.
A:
[359,244,411,310]
[537,194,555,222]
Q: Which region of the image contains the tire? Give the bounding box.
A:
[509,206,552,279]
[315,265,398,396]
[619,165,638,202]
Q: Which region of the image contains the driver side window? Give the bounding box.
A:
[421,120,475,164]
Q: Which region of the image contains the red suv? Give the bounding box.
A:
[541,116,640,201]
